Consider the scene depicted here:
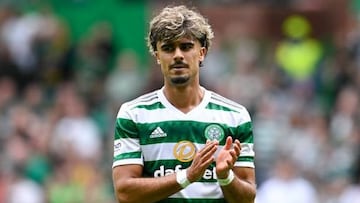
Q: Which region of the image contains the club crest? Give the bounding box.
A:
[204,124,225,141]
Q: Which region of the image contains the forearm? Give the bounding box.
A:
[113,173,182,203]
[215,137,256,203]
[112,140,219,203]
[220,176,256,203]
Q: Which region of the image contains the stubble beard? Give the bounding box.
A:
[170,75,190,85]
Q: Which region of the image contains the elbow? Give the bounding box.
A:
[113,180,135,203]
[246,180,257,203]
[247,187,257,203]
[241,192,256,203]
[240,182,257,203]
[114,195,132,203]
[113,191,127,203]
[114,189,134,203]
[250,192,257,203]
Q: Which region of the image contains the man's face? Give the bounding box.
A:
[155,37,206,87]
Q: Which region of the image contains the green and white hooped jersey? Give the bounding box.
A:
[113,87,254,203]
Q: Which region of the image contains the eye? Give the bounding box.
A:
[180,43,194,51]
[161,45,174,52]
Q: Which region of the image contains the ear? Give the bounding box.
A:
[199,47,207,63]
[155,51,160,64]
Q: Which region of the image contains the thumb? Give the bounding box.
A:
[224,136,233,150]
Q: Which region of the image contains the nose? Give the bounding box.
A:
[173,47,184,61]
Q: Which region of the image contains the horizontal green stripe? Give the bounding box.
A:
[134,101,166,110]
[238,156,254,162]
[113,151,142,162]
[136,121,253,145]
[115,118,138,139]
[237,122,253,143]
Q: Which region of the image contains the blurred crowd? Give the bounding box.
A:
[1,2,360,203]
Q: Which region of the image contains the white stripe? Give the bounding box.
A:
[112,159,143,168]
[142,143,254,163]
[114,138,140,157]
[235,162,255,168]
[240,143,255,157]
[142,142,203,161]
[128,92,157,105]
[142,143,174,161]
[170,182,223,199]
[114,142,255,169]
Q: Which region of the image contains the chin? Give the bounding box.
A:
[170,76,190,86]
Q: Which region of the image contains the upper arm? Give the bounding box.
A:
[113,164,143,181]
[112,164,143,189]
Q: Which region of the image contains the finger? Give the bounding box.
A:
[201,155,215,167]
[202,145,218,161]
[226,159,233,168]
[200,141,218,154]
[230,150,238,164]
[234,139,241,146]
[197,141,218,163]
[234,139,241,156]
[235,139,241,148]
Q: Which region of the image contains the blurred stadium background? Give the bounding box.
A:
[0,0,360,202]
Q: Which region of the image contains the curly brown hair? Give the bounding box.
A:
[147,5,214,56]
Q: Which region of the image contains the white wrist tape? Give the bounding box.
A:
[176,169,191,188]
[218,170,235,186]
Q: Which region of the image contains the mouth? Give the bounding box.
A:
[170,63,188,69]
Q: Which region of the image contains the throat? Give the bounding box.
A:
[177,104,197,114]
[164,87,205,114]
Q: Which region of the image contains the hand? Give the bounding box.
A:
[215,136,241,178]
[186,140,218,182]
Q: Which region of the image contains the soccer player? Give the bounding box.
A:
[112,5,256,203]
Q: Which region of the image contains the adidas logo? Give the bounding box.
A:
[150,127,167,138]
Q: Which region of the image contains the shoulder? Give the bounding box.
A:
[207,90,248,113]
[126,90,160,107]
[121,90,160,110]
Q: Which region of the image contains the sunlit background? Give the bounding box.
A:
[0,0,360,202]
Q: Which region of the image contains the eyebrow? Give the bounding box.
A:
[160,41,195,48]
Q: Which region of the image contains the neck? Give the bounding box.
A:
[163,85,204,113]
